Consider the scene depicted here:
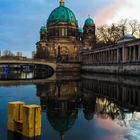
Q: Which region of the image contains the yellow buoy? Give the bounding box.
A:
[22,105,41,137]
[8,102,41,137]
[8,101,25,131]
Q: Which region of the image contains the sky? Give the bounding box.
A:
[0,0,140,57]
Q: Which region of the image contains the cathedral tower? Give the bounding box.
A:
[83,17,96,51]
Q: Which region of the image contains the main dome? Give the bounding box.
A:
[47,1,77,25]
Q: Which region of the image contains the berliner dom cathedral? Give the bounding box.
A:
[36,0,96,62]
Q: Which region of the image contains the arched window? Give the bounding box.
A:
[59,29,62,37]
[65,28,67,36]
[62,28,65,36]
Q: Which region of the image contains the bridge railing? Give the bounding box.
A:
[0,57,56,63]
[0,57,81,64]
[32,58,56,63]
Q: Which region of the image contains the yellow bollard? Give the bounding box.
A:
[8,101,25,132]
[22,105,41,137]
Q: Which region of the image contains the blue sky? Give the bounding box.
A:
[0,0,139,57]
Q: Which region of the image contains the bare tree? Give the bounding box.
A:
[96,18,140,47]
[96,24,122,46]
[117,19,128,36]
[128,19,140,35]
[3,50,14,57]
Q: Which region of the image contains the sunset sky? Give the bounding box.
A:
[0,0,140,56]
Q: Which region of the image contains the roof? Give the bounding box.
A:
[40,25,47,31]
[117,34,136,43]
[47,5,77,24]
[85,17,94,26]
[78,27,84,33]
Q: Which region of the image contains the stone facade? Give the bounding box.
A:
[35,1,96,62]
[82,38,140,75]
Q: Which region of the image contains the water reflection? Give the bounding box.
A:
[1,73,140,140]
[0,65,53,80]
[36,76,140,140]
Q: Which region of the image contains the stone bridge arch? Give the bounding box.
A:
[0,59,56,72]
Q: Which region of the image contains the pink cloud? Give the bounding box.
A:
[95,0,128,26]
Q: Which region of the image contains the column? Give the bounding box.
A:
[122,47,126,63]
[133,46,136,62]
[129,47,131,62]
[101,52,103,63]
[116,49,117,63]
[125,47,129,62]
[138,45,140,61]
[111,50,113,63]
[117,48,119,63]
[105,51,108,63]
[108,51,110,63]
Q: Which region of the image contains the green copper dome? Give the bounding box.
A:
[47,5,77,24]
[78,27,84,33]
[40,25,47,31]
[85,17,94,26]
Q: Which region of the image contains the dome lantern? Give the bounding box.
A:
[60,0,64,6]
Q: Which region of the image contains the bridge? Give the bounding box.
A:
[0,59,81,72]
[0,59,56,71]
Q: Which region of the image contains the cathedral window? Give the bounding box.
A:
[65,29,67,36]
[62,28,65,36]
[59,29,62,37]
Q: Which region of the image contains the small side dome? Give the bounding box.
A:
[78,27,83,33]
[85,17,94,26]
[40,25,47,31]
[117,34,136,43]
[121,34,136,40]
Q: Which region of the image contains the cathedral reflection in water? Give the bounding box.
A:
[36,80,96,140]
[34,74,140,140]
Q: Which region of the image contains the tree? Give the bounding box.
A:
[96,24,122,46]
[128,19,140,35]
[96,19,140,47]
[117,19,128,36]
[3,50,14,57]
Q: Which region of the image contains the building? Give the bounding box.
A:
[16,52,22,57]
[82,34,140,75]
[32,51,36,59]
[35,0,96,62]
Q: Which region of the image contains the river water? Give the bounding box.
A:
[0,71,140,140]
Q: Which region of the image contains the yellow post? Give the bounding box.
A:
[22,105,41,137]
[8,101,25,131]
